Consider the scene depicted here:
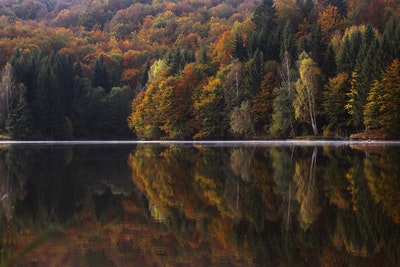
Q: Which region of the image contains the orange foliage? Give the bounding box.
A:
[318,5,343,41]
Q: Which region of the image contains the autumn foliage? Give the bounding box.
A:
[0,0,399,139]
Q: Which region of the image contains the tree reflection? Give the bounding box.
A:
[294,147,321,230]
[1,144,400,266]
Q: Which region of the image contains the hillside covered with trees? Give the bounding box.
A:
[0,0,399,140]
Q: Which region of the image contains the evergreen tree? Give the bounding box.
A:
[364,59,400,138]
[251,0,278,61]
[338,30,363,73]
[244,49,264,97]
[92,55,110,93]
[232,33,247,62]
[270,53,297,138]
[270,83,296,138]
[309,24,325,66]
[36,59,64,139]
[279,20,297,61]
[323,73,351,137]
[322,44,337,78]
[346,74,367,130]
[6,98,35,139]
[347,28,381,130]
[167,47,183,76]
[377,18,400,72]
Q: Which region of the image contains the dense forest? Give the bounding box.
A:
[0,0,399,140]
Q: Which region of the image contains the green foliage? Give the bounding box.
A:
[6,98,36,139]
[92,55,110,93]
[244,49,264,97]
[270,83,295,138]
[193,77,225,139]
[323,72,351,137]
[364,59,400,138]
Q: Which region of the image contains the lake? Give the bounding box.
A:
[0,141,400,266]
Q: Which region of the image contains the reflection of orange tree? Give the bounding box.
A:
[128,145,258,265]
[128,145,202,219]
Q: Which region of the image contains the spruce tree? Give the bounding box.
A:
[251,0,278,61]
[322,44,337,78]
[244,49,264,97]
[232,33,247,62]
[279,20,297,61]
[365,59,400,138]
[92,55,110,93]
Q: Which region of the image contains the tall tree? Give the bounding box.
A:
[193,76,225,139]
[294,52,321,135]
[244,49,264,97]
[364,59,400,138]
[323,73,351,137]
[279,20,297,61]
[322,43,337,78]
[270,52,297,138]
[250,0,278,61]
[92,55,110,93]
[232,33,247,62]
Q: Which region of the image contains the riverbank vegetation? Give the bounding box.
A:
[0,0,399,140]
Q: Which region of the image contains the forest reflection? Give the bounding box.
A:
[0,143,400,266]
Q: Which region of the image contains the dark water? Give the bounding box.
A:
[0,141,400,266]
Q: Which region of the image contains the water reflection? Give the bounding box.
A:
[0,143,400,266]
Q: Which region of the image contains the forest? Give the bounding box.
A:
[0,0,399,140]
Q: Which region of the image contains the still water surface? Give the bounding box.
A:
[0,141,400,266]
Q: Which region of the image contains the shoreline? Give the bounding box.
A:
[1,139,400,146]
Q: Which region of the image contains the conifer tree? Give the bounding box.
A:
[232,33,247,62]
[244,49,264,97]
[270,53,297,138]
[364,59,400,138]
[92,55,110,93]
[279,20,297,61]
[322,44,337,78]
[323,73,351,137]
[251,0,278,61]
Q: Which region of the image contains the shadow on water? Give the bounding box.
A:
[0,141,399,266]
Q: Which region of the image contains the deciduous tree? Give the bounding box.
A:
[294,52,321,135]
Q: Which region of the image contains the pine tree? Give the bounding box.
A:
[279,20,297,61]
[6,98,36,139]
[322,43,337,78]
[338,30,363,73]
[323,73,351,137]
[244,49,264,97]
[232,33,247,62]
[364,59,400,138]
[92,55,110,93]
[270,83,296,138]
[251,0,278,61]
